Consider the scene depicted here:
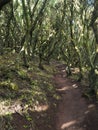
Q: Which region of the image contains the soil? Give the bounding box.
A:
[54,64,98,130]
[1,64,98,130]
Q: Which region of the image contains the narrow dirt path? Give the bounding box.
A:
[54,64,98,130]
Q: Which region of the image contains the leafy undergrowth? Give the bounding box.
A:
[69,67,98,100]
[0,53,60,130]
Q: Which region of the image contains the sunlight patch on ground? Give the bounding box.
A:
[61,120,77,129]
[56,86,70,92]
[34,105,49,112]
[72,84,78,88]
[0,100,23,116]
[85,104,95,114]
[61,69,66,72]
[85,110,90,114]
[88,104,95,109]
[0,99,49,116]
[71,68,79,74]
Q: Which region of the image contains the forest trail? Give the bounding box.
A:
[54,64,98,130]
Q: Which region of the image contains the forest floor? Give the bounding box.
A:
[54,64,98,130]
[0,53,98,130]
[0,54,59,130]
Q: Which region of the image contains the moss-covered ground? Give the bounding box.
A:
[0,52,60,130]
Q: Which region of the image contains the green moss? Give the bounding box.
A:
[0,80,18,91]
[17,69,28,79]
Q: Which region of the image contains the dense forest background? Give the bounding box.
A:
[0,0,98,94]
[0,0,98,130]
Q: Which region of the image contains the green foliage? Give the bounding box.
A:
[0,0,98,129]
[0,52,59,130]
[17,69,28,80]
[0,80,18,91]
[0,0,98,105]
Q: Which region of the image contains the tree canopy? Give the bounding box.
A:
[0,0,98,96]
